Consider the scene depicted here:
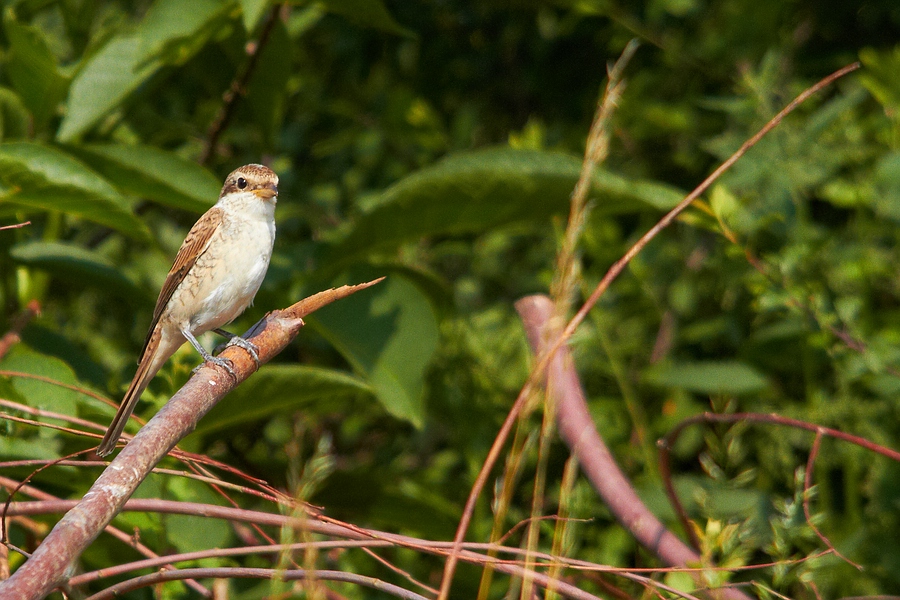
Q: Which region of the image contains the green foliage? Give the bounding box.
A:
[1,0,900,597]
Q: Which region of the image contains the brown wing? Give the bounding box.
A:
[137,207,224,361]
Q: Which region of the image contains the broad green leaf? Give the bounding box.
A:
[58,0,234,142]
[196,365,372,434]
[0,142,150,239]
[240,0,270,31]
[10,241,144,302]
[329,148,683,262]
[72,144,221,213]
[0,345,88,417]
[644,360,769,395]
[318,0,414,37]
[309,270,438,427]
[57,32,160,142]
[4,11,69,124]
[135,0,234,65]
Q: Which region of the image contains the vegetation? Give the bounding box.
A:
[2,0,900,598]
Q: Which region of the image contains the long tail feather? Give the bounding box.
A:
[97,328,174,457]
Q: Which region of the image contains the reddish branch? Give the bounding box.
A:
[0,279,382,600]
[516,295,750,600]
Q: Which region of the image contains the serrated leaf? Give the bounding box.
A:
[196,365,372,434]
[309,270,438,427]
[318,0,414,37]
[329,148,683,262]
[72,144,221,213]
[4,11,69,124]
[645,360,769,395]
[10,241,144,302]
[0,142,150,239]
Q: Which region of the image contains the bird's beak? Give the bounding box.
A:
[253,183,278,199]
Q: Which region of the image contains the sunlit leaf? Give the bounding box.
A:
[57,32,160,142]
[240,0,270,31]
[309,270,438,427]
[0,142,149,239]
[10,241,144,302]
[0,346,88,417]
[58,0,234,141]
[72,144,221,213]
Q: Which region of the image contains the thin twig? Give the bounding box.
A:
[85,567,430,600]
[0,221,30,231]
[199,5,282,164]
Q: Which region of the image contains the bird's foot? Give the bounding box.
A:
[224,335,260,366]
[192,355,236,378]
[213,329,260,366]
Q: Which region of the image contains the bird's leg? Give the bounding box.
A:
[183,328,236,377]
[213,328,260,366]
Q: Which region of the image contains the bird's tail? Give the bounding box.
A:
[97,328,173,457]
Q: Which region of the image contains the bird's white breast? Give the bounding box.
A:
[172,192,276,335]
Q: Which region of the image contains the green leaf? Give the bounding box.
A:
[329,148,683,262]
[135,0,235,65]
[10,241,144,302]
[318,0,415,37]
[58,0,234,142]
[240,0,270,31]
[0,86,31,140]
[57,32,160,142]
[4,10,69,124]
[644,360,769,395]
[196,365,372,434]
[71,144,221,213]
[0,142,150,239]
[308,270,438,427]
[0,345,88,417]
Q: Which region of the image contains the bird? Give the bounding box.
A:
[97,164,279,457]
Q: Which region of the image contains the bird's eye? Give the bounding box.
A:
[237,177,248,189]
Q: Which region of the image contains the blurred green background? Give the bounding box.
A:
[2,0,900,597]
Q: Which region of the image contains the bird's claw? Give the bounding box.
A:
[192,355,236,378]
[224,336,260,366]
